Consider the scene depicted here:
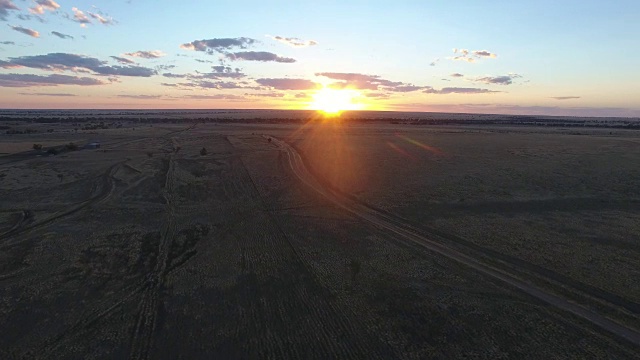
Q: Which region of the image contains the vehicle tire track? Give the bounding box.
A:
[270,135,640,348]
[0,161,123,247]
[129,140,178,360]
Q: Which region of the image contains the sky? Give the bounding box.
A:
[0,0,639,116]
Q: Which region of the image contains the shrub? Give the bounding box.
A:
[32,144,43,151]
[200,147,207,156]
[65,142,79,151]
[47,148,58,155]
[146,152,153,158]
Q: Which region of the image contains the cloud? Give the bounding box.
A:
[473,50,497,58]
[0,41,15,45]
[1,53,157,77]
[474,75,520,85]
[255,78,320,90]
[0,0,19,21]
[451,48,497,62]
[18,92,76,96]
[9,25,39,37]
[226,51,295,63]
[183,94,247,100]
[269,35,318,47]
[162,72,187,78]
[450,73,464,78]
[29,0,59,14]
[429,58,440,66]
[70,7,90,25]
[365,92,391,99]
[160,82,178,87]
[117,94,162,99]
[316,72,423,92]
[246,92,285,98]
[0,73,104,87]
[110,56,135,64]
[51,31,73,40]
[180,37,257,53]
[423,87,500,94]
[551,96,581,100]
[87,11,114,25]
[124,50,165,59]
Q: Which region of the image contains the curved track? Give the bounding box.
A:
[270,136,640,348]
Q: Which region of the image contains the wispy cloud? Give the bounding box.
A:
[423,87,500,94]
[70,7,90,26]
[19,92,76,96]
[226,51,295,63]
[268,35,318,47]
[117,94,162,99]
[0,0,20,21]
[450,73,464,78]
[451,48,498,62]
[9,25,39,38]
[180,37,257,53]
[29,0,59,15]
[550,96,581,100]
[316,72,424,92]
[0,73,104,87]
[474,74,522,85]
[51,31,73,40]
[1,53,157,77]
[124,50,166,59]
[255,78,320,90]
[0,40,15,45]
[110,56,135,64]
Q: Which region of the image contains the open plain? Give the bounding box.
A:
[1,112,639,359]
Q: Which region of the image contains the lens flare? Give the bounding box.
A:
[309,87,364,116]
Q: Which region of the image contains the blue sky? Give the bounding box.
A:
[0,0,639,116]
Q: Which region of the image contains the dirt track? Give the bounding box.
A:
[271,135,640,347]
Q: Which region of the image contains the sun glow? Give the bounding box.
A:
[309,88,364,115]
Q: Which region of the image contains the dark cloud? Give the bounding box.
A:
[0,73,104,87]
[473,50,497,58]
[226,51,295,63]
[255,78,320,90]
[18,92,76,96]
[423,87,500,94]
[294,92,310,99]
[162,72,187,78]
[474,75,519,85]
[2,53,157,77]
[0,41,15,45]
[194,58,213,63]
[111,56,135,64]
[551,96,581,100]
[9,25,39,38]
[51,31,73,40]
[450,73,464,78]
[270,35,318,47]
[195,66,245,79]
[124,50,165,59]
[160,82,178,87]
[0,0,19,21]
[180,37,257,53]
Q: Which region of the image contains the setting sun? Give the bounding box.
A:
[309,88,364,115]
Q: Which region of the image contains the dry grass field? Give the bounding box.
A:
[0,117,639,359]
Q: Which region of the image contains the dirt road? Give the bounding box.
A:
[271,136,640,347]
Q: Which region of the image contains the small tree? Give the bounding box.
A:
[32,144,43,151]
[200,147,207,156]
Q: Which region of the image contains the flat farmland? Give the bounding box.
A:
[1,120,639,359]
